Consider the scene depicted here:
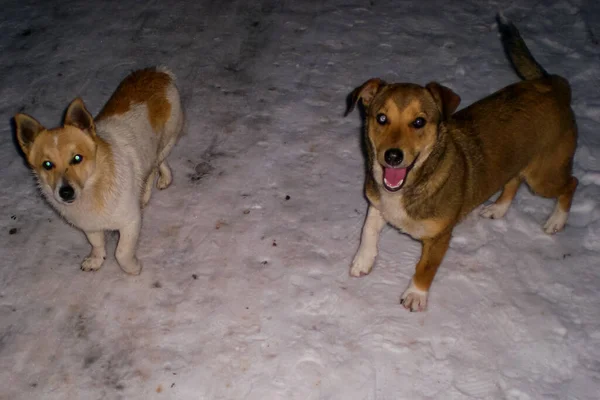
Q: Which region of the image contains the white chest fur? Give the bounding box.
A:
[378,191,435,240]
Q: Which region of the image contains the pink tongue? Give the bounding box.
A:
[384,167,407,187]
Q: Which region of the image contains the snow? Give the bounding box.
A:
[1,0,599,399]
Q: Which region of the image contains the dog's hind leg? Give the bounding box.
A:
[480,176,521,219]
[523,134,578,233]
[542,176,578,234]
[157,161,172,190]
[142,169,157,207]
[156,136,177,190]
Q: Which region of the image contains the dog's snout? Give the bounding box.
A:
[59,185,75,202]
[384,149,404,167]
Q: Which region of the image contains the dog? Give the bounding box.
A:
[345,16,578,311]
[14,67,184,275]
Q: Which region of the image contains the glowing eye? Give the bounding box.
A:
[376,113,388,125]
[42,161,54,170]
[412,117,426,128]
[71,154,83,164]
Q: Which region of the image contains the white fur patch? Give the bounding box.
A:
[400,280,429,312]
[350,206,386,277]
[350,247,377,277]
[544,205,568,234]
[156,161,172,189]
[480,201,510,220]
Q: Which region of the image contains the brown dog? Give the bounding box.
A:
[346,17,578,311]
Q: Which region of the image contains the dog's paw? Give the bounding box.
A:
[157,164,173,190]
[156,174,172,190]
[81,255,105,271]
[350,251,375,277]
[480,202,510,220]
[400,281,429,312]
[543,207,568,234]
[119,258,143,275]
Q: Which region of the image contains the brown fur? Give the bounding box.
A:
[97,67,172,131]
[356,76,577,284]
[17,100,116,211]
[347,22,578,310]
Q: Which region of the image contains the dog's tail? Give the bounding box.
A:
[497,14,548,80]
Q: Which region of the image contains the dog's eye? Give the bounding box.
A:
[376,113,388,125]
[71,154,83,165]
[412,117,426,128]
[42,161,54,170]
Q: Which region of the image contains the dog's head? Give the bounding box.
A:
[346,79,460,193]
[14,98,98,206]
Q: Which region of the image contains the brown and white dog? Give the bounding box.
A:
[346,17,578,311]
[14,67,184,275]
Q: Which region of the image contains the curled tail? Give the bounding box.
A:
[497,14,548,80]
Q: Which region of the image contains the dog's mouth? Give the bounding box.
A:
[382,155,418,192]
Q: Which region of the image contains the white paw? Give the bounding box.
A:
[349,250,375,277]
[81,255,105,271]
[480,202,510,220]
[119,258,143,275]
[543,207,568,234]
[157,171,172,190]
[400,281,429,312]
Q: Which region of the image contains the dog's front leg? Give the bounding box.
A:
[81,231,106,271]
[350,205,386,277]
[115,214,143,275]
[401,232,451,312]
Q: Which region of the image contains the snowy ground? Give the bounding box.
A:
[1,0,600,399]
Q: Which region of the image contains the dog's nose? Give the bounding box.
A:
[384,148,404,167]
[59,185,75,202]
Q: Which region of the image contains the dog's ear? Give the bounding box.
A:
[14,113,45,156]
[426,82,461,120]
[345,78,386,116]
[64,98,96,136]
